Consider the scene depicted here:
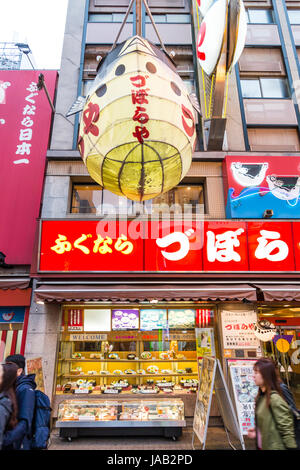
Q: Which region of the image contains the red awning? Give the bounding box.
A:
[34,284,257,303]
[255,285,300,302]
[0,278,30,290]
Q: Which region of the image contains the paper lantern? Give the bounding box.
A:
[73,36,197,202]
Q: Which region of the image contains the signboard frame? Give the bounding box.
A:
[192,357,245,450]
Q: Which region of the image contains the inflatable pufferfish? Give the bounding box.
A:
[67,36,200,202]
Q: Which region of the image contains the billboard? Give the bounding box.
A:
[0,70,57,264]
[38,219,300,273]
[223,155,300,219]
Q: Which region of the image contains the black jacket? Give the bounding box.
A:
[3,374,36,450]
[0,393,12,450]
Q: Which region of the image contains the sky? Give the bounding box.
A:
[0,0,69,69]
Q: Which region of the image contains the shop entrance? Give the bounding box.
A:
[258,306,300,407]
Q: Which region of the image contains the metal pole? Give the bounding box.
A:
[110,0,135,51]
[141,0,168,53]
[136,0,142,36]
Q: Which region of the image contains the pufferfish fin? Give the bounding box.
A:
[189,92,202,116]
[66,96,86,117]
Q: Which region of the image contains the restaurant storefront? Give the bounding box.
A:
[30,218,300,429]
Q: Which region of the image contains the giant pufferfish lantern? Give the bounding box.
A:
[67,36,199,202]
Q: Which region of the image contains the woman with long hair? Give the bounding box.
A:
[0,362,18,450]
[247,357,297,450]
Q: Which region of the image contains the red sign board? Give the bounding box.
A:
[203,221,248,271]
[0,70,57,264]
[144,221,204,271]
[38,219,300,273]
[248,221,294,271]
[39,220,144,272]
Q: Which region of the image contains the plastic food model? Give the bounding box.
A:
[137,369,146,375]
[72,353,82,359]
[127,353,136,360]
[113,370,123,375]
[108,353,119,360]
[141,351,152,359]
[146,365,159,374]
[124,369,136,375]
[111,379,129,388]
[100,370,110,375]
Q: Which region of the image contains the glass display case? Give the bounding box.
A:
[56,398,185,440]
[55,306,211,396]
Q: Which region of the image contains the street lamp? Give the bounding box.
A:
[15,42,35,69]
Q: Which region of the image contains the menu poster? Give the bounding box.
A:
[27,357,45,393]
[112,309,139,330]
[195,328,215,359]
[193,357,215,445]
[221,310,259,350]
[140,309,167,330]
[168,309,195,329]
[68,309,83,331]
[229,362,258,435]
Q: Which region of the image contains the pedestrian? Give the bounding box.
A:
[2,354,37,450]
[247,357,297,450]
[0,362,18,450]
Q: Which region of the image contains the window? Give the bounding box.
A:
[241,78,289,98]
[246,9,274,24]
[71,183,205,216]
[88,13,190,23]
[288,10,300,24]
[247,128,300,151]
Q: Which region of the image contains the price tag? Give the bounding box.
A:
[104,389,119,394]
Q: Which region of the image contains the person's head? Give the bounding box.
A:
[253,357,282,406]
[0,362,18,391]
[0,362,18,429]
[5,354,25,377]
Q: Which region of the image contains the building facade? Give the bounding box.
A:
[25,0,300,431]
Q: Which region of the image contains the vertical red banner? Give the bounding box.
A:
[0,70,57,264]
[68,309,84,331]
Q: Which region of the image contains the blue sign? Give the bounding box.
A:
[0,307,25,323]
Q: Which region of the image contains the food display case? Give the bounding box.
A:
[56,398,185,440]
[55,307,202,397]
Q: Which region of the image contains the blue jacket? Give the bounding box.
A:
[3,373,36,450]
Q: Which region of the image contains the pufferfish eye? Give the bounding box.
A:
[170,81,181,96]
[146,62,157,74]
[115,64,125,76]
[96,84,107,97]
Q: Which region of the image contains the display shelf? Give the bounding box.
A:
[56,398,186,440]
[64,358,197,362]
[63,373,198,378]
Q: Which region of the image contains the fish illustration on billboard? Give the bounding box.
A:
[67,36,199,202]
[231,162,269,188]
[224,156,300,218]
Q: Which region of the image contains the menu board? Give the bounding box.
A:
[193,357,215,444]
[221,310,259,350]
[229,361,258,435]
[140,309,167,330]
[168,309,195,329]
[84,309,110,332]
[195,328,215,359]
[112,309,139,330]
